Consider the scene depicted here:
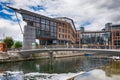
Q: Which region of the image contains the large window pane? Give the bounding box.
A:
[22,14,28,20]
[53,27,56,32]
[41,30,44,37]
[28,15,34,21]
[46,25,49,31]
[46,20,49,25]
[51,32,54,37]
[45,31,50,37]
[50,26,54,32]
[28,21,33,26]
[35,17,40,22]
[35,23,40,27]
[54,32,57,37]
[50,21,54,26]
[41,24,45,30]
[54,22,57,26]
[41,19,45,24]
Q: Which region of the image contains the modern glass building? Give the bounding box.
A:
[8,7,77,49]
[81,31,111,48]
[8,6,120,49]
[80,23,120,48]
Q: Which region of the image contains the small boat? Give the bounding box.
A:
[84,53,93,56]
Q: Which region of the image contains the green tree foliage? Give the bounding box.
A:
[14,41,22,48]
[35,42,39,48]
[3,37,14,48]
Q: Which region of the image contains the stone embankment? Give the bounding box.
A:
[0,51,85,63]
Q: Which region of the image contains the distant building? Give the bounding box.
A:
[81,23,120,48]
[81,31,111,48]
[8,7,120,49]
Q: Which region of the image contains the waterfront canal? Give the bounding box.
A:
[0,56,120,80]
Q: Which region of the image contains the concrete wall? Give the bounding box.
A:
[0,51,85,63]
[32,51,84,59]
[23,25,36,50]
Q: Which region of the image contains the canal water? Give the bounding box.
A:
[0,56,120,80]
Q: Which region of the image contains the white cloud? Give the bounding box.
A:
[0,9,14,15]
[41,0,120,30]
[0,17,26,41]
[0,0,120,40]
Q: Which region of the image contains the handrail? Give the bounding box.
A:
[35,44,120,49]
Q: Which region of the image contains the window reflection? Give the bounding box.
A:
[46,25,49,31]
[23,13,57,39]
[81,32,110,45]
[50,21,54,26]
[46,20,49,25]
[41,19,45,24]
[41,24,45,30]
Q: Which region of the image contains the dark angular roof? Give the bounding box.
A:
[112,24,120,27]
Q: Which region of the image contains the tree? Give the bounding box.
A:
[3,37,14,48]
[14,41,22,49]
[35,42,39,48]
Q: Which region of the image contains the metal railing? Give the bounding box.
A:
[35,44,120,49]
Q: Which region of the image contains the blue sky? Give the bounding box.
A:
[0,1,45,21]
[0,0,120,41]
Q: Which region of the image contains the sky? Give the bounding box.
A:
[0,0,120,41]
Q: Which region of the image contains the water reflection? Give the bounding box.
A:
[103,60,120,77]
[0,56,120,80]
[74,69,120,80]
[0,56,110,73]
[74,60,120,80]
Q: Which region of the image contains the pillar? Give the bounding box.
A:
[23,25,36,50]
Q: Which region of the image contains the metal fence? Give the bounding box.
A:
[35,44,120,49]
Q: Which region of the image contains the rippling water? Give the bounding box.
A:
[0,56,120,80]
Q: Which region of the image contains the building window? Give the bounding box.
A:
[35,23,40,27]
[41,19,45,24]
[62,35,64,38]
[51,26,54,32]
[46,25,49,31]
[114,40,120,45]
[28,21,33,26]
[53,32,56,37]
[50,21,54,26]
[65,35,67,38]
[116,32,120,36]
[51,32,54,37]
[41,24,45,30]
[54,22,57,26]
[62,23,65,28]
[59,34,61,38]
[68,35,70,39]
[53,27,56,32]
[35,17,40,22]
[46,20,49,25]
[59,28,61,32]
[62,29,64,33]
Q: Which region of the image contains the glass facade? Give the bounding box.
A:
[81,32,111,46]
[22,14,57,39]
